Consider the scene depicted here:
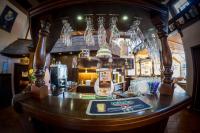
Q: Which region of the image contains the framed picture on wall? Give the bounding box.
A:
[0,5,18,32]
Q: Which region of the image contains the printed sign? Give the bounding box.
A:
[98,69,112,96]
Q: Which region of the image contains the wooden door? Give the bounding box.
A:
[191,45,200,111]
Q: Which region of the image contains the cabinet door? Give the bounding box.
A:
[0,74,12,108]
[14,63,29,94]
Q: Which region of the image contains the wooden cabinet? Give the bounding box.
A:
[76,86,95,93]
[0,74,12,108]
[14,63,29,94]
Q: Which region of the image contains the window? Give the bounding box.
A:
[174,0,190,14]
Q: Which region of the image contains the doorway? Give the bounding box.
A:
[191,45,200,111]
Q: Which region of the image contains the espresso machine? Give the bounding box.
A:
[50,64,68,96]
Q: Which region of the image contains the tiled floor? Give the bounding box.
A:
[0,107,200,133]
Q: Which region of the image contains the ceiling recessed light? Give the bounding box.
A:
[77,15,83,21]
[122,15,128,21]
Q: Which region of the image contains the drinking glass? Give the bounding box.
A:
[84,17,95,46]
[109,17,120,46]
[97,16,107,47]
[60,19,73,46]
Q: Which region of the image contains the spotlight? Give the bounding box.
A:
[77,15,83,21]
[122,15,128,21]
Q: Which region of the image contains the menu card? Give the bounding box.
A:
[98,69,112,96]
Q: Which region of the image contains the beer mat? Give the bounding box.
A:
[86,98,152,115]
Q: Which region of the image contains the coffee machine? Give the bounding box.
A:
[50,64,68,96]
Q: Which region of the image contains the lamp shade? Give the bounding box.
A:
[1,38,32,58]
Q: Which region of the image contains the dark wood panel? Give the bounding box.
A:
[0,74,12,108]
[76,86,95,93]
[29,0,168,17]
[191,45,200,111]
[14,63,29,94]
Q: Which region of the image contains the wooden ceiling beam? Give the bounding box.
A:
[27,0,40,7]
[7,0,28,15]
[29,0,168,17]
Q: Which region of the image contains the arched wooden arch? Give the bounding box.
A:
[29,0,168,17]
[30,0,173,95]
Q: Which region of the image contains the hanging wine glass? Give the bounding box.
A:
[109,17,120,46]
[133,20,145,43]
[60,19,73,46]
[96,16,112,58]
[127,19,144,53]
[146,31,161,69]
[97,16,107,47]
[126,38,134,54]
[84,17,95,46]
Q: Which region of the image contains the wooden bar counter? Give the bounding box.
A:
[13,85,191,133]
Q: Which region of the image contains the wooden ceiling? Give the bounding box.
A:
[168,32,184,54]
[168,32,182,44]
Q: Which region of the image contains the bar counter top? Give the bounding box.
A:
[13,85,191,133]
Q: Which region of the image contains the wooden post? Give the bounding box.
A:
[152,60,155,77]
[151,10,174,95]
[159,50,164,81]
[134,53,137,76]
[139,60,142,76]
[31,20,51,99]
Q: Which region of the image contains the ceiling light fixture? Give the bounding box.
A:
[122,15,128,21]
[77,15,83,21]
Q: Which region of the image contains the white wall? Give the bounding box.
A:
[182,21,200,96]
[0,0,29,50]
[0,0,30,71]
[0,0,29,95]
[0,0,30,72]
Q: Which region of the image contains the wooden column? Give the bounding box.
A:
[159,50,164,81]
[139,60,142,76]
[134,53,137,76]
[151,10,174,95]
[31,20,51,99]
[152,60,155,77]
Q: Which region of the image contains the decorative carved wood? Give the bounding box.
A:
[151,10,174,95]
[157,24,173,84]
[33,20,51,87]
[152,60,155,77]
